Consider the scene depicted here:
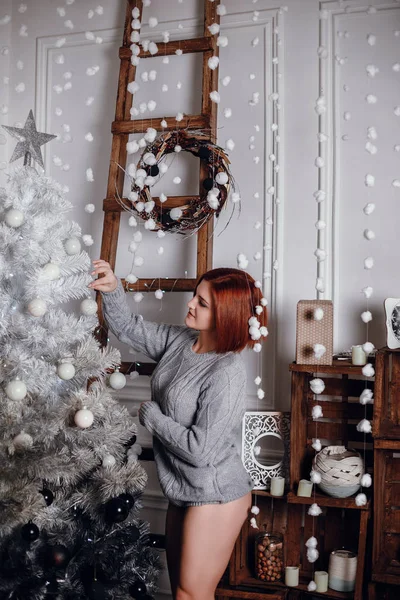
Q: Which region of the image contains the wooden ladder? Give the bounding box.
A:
[96,0,221,377]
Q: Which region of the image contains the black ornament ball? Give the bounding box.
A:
[119,493,135,511]
[46,544,70,568]
[126,524,141,543]
[39,488,54,506]
[124,434,137,448]
[148,533,165,549]
[148,164,159,177]
[129,580,147,598]
[198,146,211,160]
[104,497,129,524]
[21,521,40,542]
[87,580,109,600]
[202,177,214,191]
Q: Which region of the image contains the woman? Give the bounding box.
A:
[88,259,267,600]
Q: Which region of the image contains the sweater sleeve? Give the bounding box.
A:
[100,279,187,362]
[139,369,247,467]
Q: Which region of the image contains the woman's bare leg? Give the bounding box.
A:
[165,501,186,598]
[175,492,252,600]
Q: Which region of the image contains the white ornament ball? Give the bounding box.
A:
[74,408,94,429]
[80,298,98,315]
[64,237,81,255]
[57,362,76,380]
[42,263,60,280]
[215,171,228,185]
[6,379,27,401]
[155,289,163,300]
[5,208,25,228]
[109,371,127,390]
[28,298,47,317]
[13,431,33,451]
[102,454,116,468]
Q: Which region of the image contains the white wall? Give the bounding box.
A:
[1,1,400,597]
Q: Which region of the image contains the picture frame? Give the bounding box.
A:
[384,298,400,349]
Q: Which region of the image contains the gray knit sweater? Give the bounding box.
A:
[101,280,254,507]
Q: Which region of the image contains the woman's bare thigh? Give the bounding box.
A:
[165,502,186,598]
[177,492,252,599]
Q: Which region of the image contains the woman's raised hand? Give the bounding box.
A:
[88,259,119,293]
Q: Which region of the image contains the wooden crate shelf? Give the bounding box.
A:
[287,491,370,511]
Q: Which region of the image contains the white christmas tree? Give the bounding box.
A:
[0,112,160,600]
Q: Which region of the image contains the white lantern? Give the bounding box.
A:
[64,237,81,255]
[109,371,127,390]
[6,379,27,401]
[74,408,94,429]
[5,208,25,228]
[102,454,116,468]
[57,363,76,380]
[42,263,60,280]
[80,298,98,315]
[28,298,47,317]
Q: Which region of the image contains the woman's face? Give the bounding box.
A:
[185,280,216,331]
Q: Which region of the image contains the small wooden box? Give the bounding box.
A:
[295,300,333,366]
[373,348,400,439]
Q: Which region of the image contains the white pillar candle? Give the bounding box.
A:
[270,476,285,496]
[285,566,299,587]
[297,479,313,497]
[351,345,367,366]
[315,570,329,593]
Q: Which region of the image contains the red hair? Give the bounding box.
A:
[194,267,268,354]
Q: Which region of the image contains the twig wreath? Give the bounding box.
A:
[127,129,237,235]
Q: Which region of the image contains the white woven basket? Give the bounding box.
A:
[313,446,364,498]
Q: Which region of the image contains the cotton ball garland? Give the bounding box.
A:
[359,388,374,405]
[312,405,323,419]
[362,286,374,298]
[82,234,94,246]
[12,431,33,452]
[126,274,138,284]
[365,174,375,187]
[361,311,372,324]
[312,438,322,451]
[305,536,318,549]
[364,229,375,241]
[154,289,163,300]
[210,90,220,104]
[313,344,326,359]
[215,171,228,185]
[363,342,375,354]
[253,343,262,353]
[257,389,265,399]
[357,419,372,434]
[85,203,95,213]
[208,23,220,35]
[86,168,94,182]
[250,517,258,529]
[310,378,325,394]
[134,256,144,267]
[208,56,219,70]
[251,505,260,515]
[308,581,317,592]
[307,548,319,563]
[217,35,228,47]
[222,76,231,86]
[225,139,235,151]
[310,470,322,484]
[314,307,324,321]
[148,16,158,28]
[362,363,375,377]
[109,371,127,390]
[361,473,372,488]
[308,503,322,516]
[355,493,367,506]
[364,257,374,270]
[74,408,94,429]
[237,253,248,269]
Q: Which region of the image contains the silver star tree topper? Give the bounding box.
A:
[2,109,56,169]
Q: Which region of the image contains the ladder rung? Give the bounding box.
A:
[103,196,201,212]
[119,36,214,60]
[111,114,210,134]
[122,278,197,292]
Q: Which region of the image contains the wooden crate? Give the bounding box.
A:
[373,349,400,439]
[372,440,400,586]
[289,360,374,489]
